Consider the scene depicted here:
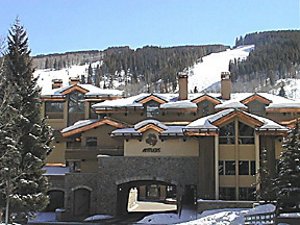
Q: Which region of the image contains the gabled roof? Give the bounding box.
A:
[60,84,89,95]
[191,94,221,105]
[111,119,184,137]
[41,83,123,98]
[184,109,288,136]
[137,94,168,104]
[241,93,272,105]
[61,117,128,137]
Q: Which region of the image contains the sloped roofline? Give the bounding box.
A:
[241,93,272,105]
[60,84,89,95]
[212,109,264,127]
[191,94,221,105]
[61,117,128,137]
[137,94,168,104]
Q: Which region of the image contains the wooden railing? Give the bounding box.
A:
[244,212,275,225]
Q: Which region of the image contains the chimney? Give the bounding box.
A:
[178,72,188,100]
[221,72,232,100]
[52,79,63,89]
[69,77,80,86]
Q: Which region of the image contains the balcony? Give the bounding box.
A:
[65,147,124,160]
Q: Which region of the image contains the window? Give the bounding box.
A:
[238,122,254,144]
[219,187,236,200]
[239,187,255,200]
[239,161,249,175]
[239,161,256,175]
[219,122,235,144]
[45,102,64,119]
[219,160,236,175]
[146,104,159,118]
[86,137,97,147]
[68,91,85,126]
[67,160,81,173]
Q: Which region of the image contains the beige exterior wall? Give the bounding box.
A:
[46,142,66,164]
[124,129,198,157]
[80,125,123,149]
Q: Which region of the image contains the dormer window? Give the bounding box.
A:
[146,103,159,118]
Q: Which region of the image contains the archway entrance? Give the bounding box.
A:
[73,188,91,217]
[45,190,64,212]
[117,180,177,216]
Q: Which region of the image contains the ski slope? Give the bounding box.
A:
[188,45,254,92]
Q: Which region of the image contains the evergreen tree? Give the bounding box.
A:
[0,19,53,222]
[275,123,300,213]
[87,63,93,84]
[256,148,276,201]
[278,85,286,97]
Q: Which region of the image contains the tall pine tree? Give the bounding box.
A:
[0,19,53,222]
[275,122,300,213]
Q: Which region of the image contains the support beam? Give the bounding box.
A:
[214,135,219,199]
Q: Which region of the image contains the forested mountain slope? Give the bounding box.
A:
[229,30,300,93]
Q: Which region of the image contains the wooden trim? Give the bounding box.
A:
[192,95,221,105]
[266,108,300,113]
[281,118,299,128]
[184,130,218,136]
[160,108,197,112]
[241,94,272,105]
[256,130,288,136]
[213,111,264,127]
[137,124,165,133]
[62,118,126,137]
[138,95,167,104]
[41,98,65,102]
[60,85,89,95]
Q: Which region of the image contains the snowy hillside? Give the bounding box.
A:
[188,45,254,93]
[34,45,300,100]
[34,62,101,95]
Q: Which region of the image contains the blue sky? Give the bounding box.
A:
[0,0,299,55]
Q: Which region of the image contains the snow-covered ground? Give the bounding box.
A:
[188,45,254,93]
[137,204,275,225]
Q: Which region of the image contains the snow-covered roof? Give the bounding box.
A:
[41,83,123,97]
[267,102,300,109]
[244,111,288,131]
[160,100,197,109]
[134,119,168,130]
[43,166,70,176]
[92,94,146,109]
[92,91,298,110]
[185,108,287,132]
[61,119,98,133]
[112,120,184,136]
[186,109,234,130]
[215,101,247,109]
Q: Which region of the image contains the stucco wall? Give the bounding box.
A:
[124,130,198,157]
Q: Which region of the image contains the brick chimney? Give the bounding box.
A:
[221,72,232,100]
[52,79,63,89]
[69,77,80,86]
[178,72,188,100]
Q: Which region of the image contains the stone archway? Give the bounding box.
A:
[116,179,178,216]
[45,189,65,212]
